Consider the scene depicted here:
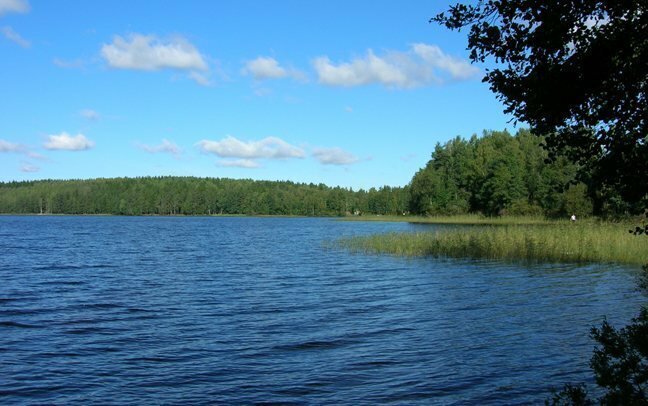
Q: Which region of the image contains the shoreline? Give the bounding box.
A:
[0,213,329,219]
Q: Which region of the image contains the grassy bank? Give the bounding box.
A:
[338,222,648,265]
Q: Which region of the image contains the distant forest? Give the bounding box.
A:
[0,177,409,216]
[0,129,638,217]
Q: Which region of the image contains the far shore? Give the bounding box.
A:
[0,213,319,218]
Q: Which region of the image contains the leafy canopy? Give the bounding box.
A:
[433,0,647,204]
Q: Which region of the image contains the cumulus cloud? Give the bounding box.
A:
[313,43,479,88]
[138,139,181,155]
[101,34,207,71]
[1,26,30,47]
[312,147,359,165]
[0,139,23,152]
[243,56,286,79]
[0,0,29,16]
[217,159,260,168]
[101,34,210,85]
[242,56,304,81]
[43,132,94,151]
[412,43,480,80]
[197,135,305,160]
[20,163,39,172]
[313,52,408,88]
[80,108,100,121]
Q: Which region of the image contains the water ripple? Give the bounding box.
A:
[0,321,43,329]
[0,216,643,404]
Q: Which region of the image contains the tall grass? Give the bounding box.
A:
[338,222,648,265]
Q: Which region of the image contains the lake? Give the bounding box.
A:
[0,216,644,404]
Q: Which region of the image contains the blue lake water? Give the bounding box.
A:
[0,216,644,404]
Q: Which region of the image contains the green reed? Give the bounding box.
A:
[338,222,648,265]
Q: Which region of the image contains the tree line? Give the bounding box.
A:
[408,128,640,218]
[0,129,640,218]
[0,176,409,216]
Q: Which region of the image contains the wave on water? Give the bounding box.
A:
[0,216,643,404]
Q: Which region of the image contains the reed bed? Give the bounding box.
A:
[338,222,648,265]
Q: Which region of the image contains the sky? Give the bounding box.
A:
[0,0,516,190]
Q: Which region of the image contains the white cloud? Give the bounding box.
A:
[344,106,353,113]
[313,43,479,88]
[242,56,307,82]
[101,34,207,71]
[0,139,22,152]
[44,132,94,151]
[313,52,409,88]
[101,34,210,85]
[412,43,480,80]
[139,138,181,155]
[312,147,359,165]
[20,163,39,172]
[1,26,29,48]
[80,108,100,121]
[0,0,29,16]
[197,135,305,160]
[243,56,287,79]
[217,159,260,168]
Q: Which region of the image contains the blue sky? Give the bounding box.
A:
[0,0,515,190]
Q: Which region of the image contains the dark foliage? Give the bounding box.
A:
[433,0,647,206]
[546,383,592,406]
[632,224,648,236]
[589,304,648,404]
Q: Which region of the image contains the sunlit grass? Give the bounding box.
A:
[338,222,648,265]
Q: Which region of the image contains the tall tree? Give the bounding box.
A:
[433,0,647,206]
